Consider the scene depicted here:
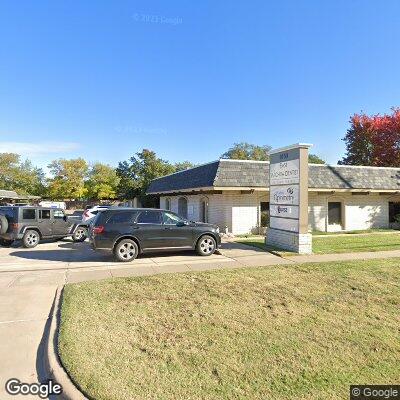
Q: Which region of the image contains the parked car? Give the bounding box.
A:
[39,201,67,210]
[0,206,90,248]
[90,208,221,262]
[82,205,111,222]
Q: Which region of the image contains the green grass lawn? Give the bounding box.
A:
[312,228,397,235]
[236,229,397,239]
[59,259,400,400]
[237,232,400,255]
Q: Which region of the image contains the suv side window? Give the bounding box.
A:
[53,210,65,219]
[162,212,184,225]
[136,210,162,224]
[22,208,36,220]
[39,209,51,219]
[107,211,138,224]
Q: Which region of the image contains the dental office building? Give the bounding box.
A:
[147,159,400,235]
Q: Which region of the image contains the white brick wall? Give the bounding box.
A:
[308,194,327,231]
[266,229,312,254]
[309,193,391,231]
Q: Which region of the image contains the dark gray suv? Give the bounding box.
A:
[90,208,221,262]
[0,206,89,248]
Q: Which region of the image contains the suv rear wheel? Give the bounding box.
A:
[196,235,216,256]
[114,239,138,262]
[23,230,40,248]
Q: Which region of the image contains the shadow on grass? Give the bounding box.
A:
[236,241,296,257]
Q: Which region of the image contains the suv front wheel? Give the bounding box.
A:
[114,239,138,262]
[23,230,40,248]
[196,235,216,256]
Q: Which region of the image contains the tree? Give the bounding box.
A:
[86,163,120,200]
[174,161,196,171]
[221,142,272,161]
[0,153,45,195]
[340,108,400,166]
[116,149,175,203]
[47,158,89,200]
[308,154,325,164]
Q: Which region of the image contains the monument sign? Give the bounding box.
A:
[266,143,312,254]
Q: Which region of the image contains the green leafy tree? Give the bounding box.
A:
[174,161,196,171]
[116,149,175,204]
[86,163,120,200]
[221,142,272,161]
[47,158,89,200]
[0,153,45,195]
[308,154,325,164]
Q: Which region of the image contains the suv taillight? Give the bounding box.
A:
[83,210,90,217]
[93,226,105,234]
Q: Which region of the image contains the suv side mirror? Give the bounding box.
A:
[176,220,188,227]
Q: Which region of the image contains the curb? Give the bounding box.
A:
[44,286,88,400]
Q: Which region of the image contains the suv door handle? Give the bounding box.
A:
[164,226,171,230]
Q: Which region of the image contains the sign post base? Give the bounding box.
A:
[266,228,312,254]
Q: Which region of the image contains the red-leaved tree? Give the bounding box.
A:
[340,108,400,167]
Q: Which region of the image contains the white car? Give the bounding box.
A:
[82,205,111,221]
[39,201,67,210]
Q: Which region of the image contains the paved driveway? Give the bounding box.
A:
[0,239,285,399]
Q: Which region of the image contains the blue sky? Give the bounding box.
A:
[1,0,399,170]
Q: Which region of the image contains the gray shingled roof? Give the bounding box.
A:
[146,160,400,193]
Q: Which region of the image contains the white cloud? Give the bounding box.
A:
[0,142,81,156]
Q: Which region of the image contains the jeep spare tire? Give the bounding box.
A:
[0,215,8,234]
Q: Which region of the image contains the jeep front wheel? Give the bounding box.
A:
[23,230,40,248]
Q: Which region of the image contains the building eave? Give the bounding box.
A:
[149,187,400,195]
[147,186,216,195]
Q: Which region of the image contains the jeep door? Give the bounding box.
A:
[38,209,52,237]
[51,209,71,236]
